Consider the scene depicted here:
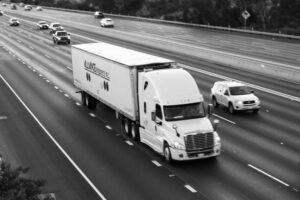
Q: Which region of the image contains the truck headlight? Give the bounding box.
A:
[173,142,185,150]
[57,37,61,40]
[214,134,221,145]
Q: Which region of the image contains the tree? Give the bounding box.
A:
[0,161,45,200]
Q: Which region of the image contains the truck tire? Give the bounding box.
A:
[85,94,97,110]
[123,118,131,137]
[131,122,140,141]
[164,144,173,163]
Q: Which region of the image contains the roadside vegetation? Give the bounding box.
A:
[8,0,300,35]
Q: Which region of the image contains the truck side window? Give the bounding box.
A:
[144,102,147,113]
[156,104,162,119]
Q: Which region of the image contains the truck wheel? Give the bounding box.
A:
[228,103,235,114]
[123,118,131,137]
[212,96,219,108]
[131,122,140,141]
[85,94,97,110]
[164,144,173,163]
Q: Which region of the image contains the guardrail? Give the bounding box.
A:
[43,6,300,40]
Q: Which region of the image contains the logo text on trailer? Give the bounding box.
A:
[84,60,110,81]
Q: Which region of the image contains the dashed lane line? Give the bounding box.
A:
[185,184,197,193]
[248,164,289,187]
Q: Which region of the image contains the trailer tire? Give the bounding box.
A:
[81,92,87,106]
[131,122,140,141]
[85,94,97,110]
[123,118,131,137]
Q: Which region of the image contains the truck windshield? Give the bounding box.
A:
[164,102,205,121]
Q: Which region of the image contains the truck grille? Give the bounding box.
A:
[243,100,255,105]
[185,132,214,152]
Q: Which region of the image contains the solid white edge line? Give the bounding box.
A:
[248,164,289,187]
[89,113,96,117]
[0,75,106,200]
[212,114,236,124]
[105,125,112,130]
[152,160,162,167]
[184,184,197,193]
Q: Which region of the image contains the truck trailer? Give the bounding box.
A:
[72,42,221,162]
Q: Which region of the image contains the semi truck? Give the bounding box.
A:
[72,42,221,162]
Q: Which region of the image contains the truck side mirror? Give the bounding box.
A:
[155,118,162,126]
[207,104,213,116]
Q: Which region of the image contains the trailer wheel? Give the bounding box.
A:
[85,94,97,110]
[131,122,140,141]
[81,92,87,106]
[123,118,131,137]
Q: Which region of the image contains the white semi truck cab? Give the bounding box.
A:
[138,68,220,161]
[72,42,221,162]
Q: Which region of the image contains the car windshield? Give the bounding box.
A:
[229,86,251,95]
[57,32,67,36]
[164,102,206,121]
[12,19,17,21]
[39,21,46,24]
[53,24,60,27]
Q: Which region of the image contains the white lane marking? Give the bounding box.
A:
[0,75,107,200]
[64,94,69,98]
[45,54,52,59]
[126,140,134,146]
[32,69,36,72]
[75,102,81,106]
[39,74,43,77]
[292,188,299,192]
[89,113,96,117]
[152,160,162,167]
[212,114,236,124]
[105,125,112,130]
[22,61,26,65]
[181,64,300,102]
[248,164,289,187]
[66,66,72,70]
[46,80,50,83]
[54,86,59,90]
[184,184,197,193]
[0,116,8,120]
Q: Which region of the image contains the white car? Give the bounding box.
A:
[0,10,3,16]
[100,18,114,28]
[36,21,49,29]
[94,11,104,18]
[36,6,43,11]
[211,81,260,114]
[9,18,20,26]
[49,22,64,34]
[24,5,32,11]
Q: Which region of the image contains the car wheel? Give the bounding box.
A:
[212,96,219,108]
[123,118,131,137]
[131,122,140,141]
[253,109,259,113]
[228,103,235,114]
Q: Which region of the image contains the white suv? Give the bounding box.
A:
[211,81,260,114]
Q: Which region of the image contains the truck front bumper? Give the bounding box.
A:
[170,144,221,161]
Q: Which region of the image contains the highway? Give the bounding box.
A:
[0,6,299,200]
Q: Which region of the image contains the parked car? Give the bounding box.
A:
[9,18,20,26]
[49,22,64,34]
[99,18,114,28]
[94,11,104,18]
[36,6,43,11]
[2,3,7,7]
[211,81,260,114]
[52,31,71,44]
[0,10,3,16]
[36,21,49,29]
